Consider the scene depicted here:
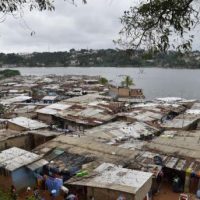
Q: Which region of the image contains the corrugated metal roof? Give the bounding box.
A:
[36,107,58,115]
[77,108,103,117]
[145,130,200,159]
[36,103,72,115]
[0,96,32,105]
[161,115,199,129]
[136,150,200,174]
[68,163,152,195]
[133,111,162,122]
[186,103,200,115]
[27,159,48,171]
[58,107,114,126]
[156,97,184,102]
[63,94,102,104]
[85,121,159,141]
[0,147,40,171]
[48,103,72,110]
[42,96,58,101]
[8,117,48,130]
[186,110,200,115]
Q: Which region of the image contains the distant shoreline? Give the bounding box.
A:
[2,65,200,69]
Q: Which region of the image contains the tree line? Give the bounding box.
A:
[1,49,200,68]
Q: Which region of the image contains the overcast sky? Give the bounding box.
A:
[0,0,135,53]
[1,0,200,53]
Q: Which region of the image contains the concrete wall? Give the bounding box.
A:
[109,87,144,98]
[37,113,53,124]
[130,89,144,98]
[109,86,130,97]
[118,88,130,97]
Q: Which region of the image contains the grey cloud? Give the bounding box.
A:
[0,0,133,53]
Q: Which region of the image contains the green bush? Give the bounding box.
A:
[0,69,20,79]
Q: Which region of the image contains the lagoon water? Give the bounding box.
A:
[11,67,200,100]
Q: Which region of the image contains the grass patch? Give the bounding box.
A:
[0,190,11,200]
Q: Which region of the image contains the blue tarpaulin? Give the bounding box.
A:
[45,177,63,196]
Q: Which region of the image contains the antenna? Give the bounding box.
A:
[180,89,185,130]
[182,111,185,129]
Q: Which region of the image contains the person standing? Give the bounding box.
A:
[89,196,94,200]
[50,189,57,200]
[117,194,126,200]
[10,185,17,200]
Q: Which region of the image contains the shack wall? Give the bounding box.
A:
[12,167,36,191]
[7,122,26,131]
[37,113,53,124]
[32,134,53,147]
[135,175,152,200]
[0,174,12,191]
[64,120,89,131]
[0,135,32,151]
[87,187,134,200]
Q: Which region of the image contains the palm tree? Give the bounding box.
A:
[121,75,134,88]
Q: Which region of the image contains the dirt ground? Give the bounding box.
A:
[154,182,198,200]
[17,189,64,200]
[15,182,199,200]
